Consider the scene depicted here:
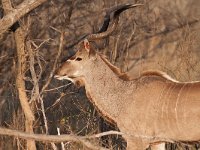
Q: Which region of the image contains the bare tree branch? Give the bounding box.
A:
[0,0,48,35]
[0,127,109,150]
[2,1,36,148]
[15,27,36,150]
[2,1,36,149]
[27,41,40,102]
[0,126,175,144]
[40,31,64,94]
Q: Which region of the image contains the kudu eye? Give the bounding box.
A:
[75,57,82,61]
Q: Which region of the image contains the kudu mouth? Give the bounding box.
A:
[54,75,65,80]
[54,74,77,82]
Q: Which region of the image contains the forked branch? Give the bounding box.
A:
[0,0,48,35]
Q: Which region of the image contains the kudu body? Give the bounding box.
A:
[55,4,200,150]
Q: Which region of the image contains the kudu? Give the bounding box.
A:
[55,4,200,150]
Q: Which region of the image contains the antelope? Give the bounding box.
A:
[55,4,200,150]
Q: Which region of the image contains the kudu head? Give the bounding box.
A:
[55,4,142,85]
[55,39,96,85]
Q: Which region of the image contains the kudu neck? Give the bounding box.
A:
[82,54,135,122]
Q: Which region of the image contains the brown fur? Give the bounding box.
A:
[85,90,116,125]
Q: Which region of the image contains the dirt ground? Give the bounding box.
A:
[0,0,200,149]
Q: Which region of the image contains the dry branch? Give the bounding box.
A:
[1,1,40,149]
[2,0,35,124]
[27,41,40,102]
[0,0,48,35]
[15,28,36,150]
[0,127,108,150]
[0,126,175,149]
[0,126,175,144]
[40,31,64,94]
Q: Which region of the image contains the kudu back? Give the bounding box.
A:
[55,4,200,150]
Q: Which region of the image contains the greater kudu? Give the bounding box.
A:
[55,4,200,150]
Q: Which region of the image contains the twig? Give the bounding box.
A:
[34,34,63,150]
[40,31,64,94]
[86,131,174,143]
[0,0,48,35]
[27,41,40,102]
[124,22,136,70]
[44,83,72,92]
[57,127,65,150]
[45,93,66,111]
[39,96,58,149]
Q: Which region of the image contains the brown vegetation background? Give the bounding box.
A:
[0,0,200,149]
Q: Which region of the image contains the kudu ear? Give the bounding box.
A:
[83,39,96,58]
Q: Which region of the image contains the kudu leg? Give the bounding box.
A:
[126,138,149,150]
[150,143,165,150]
